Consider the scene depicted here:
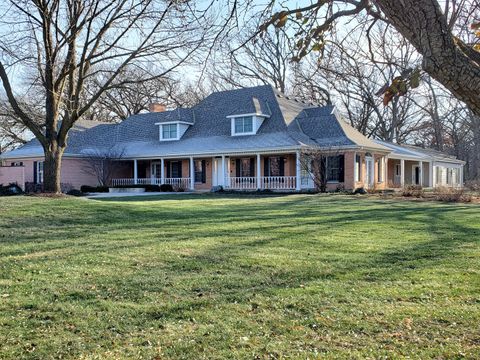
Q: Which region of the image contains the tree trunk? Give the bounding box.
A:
[43,145,64,193]
[471,116,480,180]
[374,0,480,118]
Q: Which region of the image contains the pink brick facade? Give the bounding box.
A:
[0,166,25,190]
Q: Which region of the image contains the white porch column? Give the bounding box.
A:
[400,159,405,188]
[384,156,388,184]
[460,165,464,187]
[428,161,433,188]
[133,159,138,185]
[432,163,437,188]
[189,157,195,190]
[160,158,165,184]
[295,150,301,191]
[256,153,261,189]
[419,161,423,186]
[221,155,226,186]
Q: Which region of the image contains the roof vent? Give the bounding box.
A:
[149,103,166,113]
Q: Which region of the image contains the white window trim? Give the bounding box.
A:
[226,112,270,119]
[232,116,255,136]
[159,123,179,141]
[37,161,44,184]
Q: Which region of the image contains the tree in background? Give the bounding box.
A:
[83,146,126,187]
[0,0,214,193]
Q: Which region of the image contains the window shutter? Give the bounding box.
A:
[166,161,171,178]
[177,161,182,178]
[338,155,345,182]
[201,160,206,183]
[279,157,285,176]
[236,159,240,177]
[250,157,255,177]
[33,161,38,184]
[264,157,269,177]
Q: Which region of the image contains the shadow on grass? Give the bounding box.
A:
[2,196,478,297]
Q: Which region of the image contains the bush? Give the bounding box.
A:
[433,187,472,203]
[402,185,424,198]
[353,187,367,195]
[144,184,161,192]
[0,183,24,196]
[25,182,43,193]
[465,180,480,192]
[160,184,174,192]
[80,185,109,193]
[66,189,85,197]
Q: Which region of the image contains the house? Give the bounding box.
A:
[0,85,465,191]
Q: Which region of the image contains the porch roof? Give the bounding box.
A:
[376,140,465,164]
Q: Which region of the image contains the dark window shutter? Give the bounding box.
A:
[279,157,285,176]
[264,157,269,177]
[178,161,182,178]
[338,155,345,182]
[250,157,255,177]
[33,161,38,184]
[166,161,171,178]
[236,159,240,177]
[201,160,206,183]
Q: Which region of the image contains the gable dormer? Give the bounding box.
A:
[226,97,271,136]
[154,108,194,141]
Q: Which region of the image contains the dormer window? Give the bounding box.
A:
[228,114,268,136]
[234,116,254,135]
[162,123,178,140]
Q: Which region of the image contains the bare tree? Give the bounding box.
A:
[83,147,126,187]
[252,0,480,117]
[209,25,293,93]
[0,0,213,193]
[300,148,342,193]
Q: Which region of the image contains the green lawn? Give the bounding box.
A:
[0,194,479,359]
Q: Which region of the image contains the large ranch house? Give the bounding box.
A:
[0,85,465,192]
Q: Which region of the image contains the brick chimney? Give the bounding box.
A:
[149,103,166,113]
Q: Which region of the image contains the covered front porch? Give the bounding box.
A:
[386,157,464,188]
[111,152,303,191]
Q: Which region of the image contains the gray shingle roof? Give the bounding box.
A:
[2,85,392,159]
[376,140,464,163]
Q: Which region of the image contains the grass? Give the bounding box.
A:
[0,193,479,359]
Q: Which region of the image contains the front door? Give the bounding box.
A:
[365,157,374,188]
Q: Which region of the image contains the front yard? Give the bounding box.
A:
[0,194,479,359]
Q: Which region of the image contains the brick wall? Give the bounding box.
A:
[0,166,25,190]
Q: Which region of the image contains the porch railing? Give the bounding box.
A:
[111,178,191,189]
[225,176,297,190]
[261,176,296,190]
[226,177,257,190]
[163,177,191,189]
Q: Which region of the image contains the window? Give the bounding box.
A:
[447,168,453,185]
[377,158,384,182]
[395,164,401,176]
[11,161,23,166]
[233,117,253,134]
[240,158,252,177]
[37,161,44,184]
[266,157,283,176]
[162,124,178,140]
[169,161,181,178]
[194,160,206,183]
[327,156,341,182]
[355,155,361,182]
